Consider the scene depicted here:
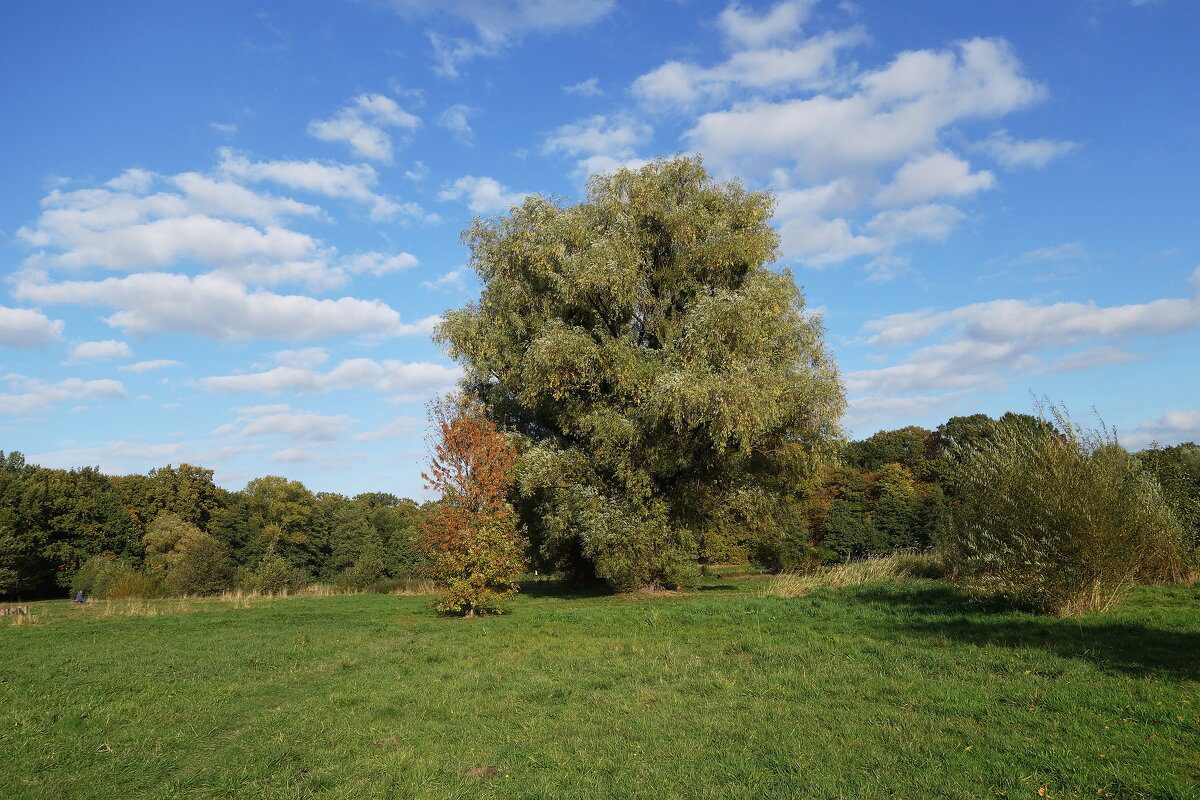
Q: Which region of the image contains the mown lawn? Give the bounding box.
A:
[1,578,1197,800]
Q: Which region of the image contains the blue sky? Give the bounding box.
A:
[2,0,1197,499]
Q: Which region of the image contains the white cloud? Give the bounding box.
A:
[633,27,866,111]
[1124,410,1200,449]
[380,0,616,77]
[210,121,238,136]
[544,114,652,180]
[421,269,468,292]
[718,0,819,50]
[873,152,995,207]
[202,358,461,396]
[0,375,127,416]
[627,21,1048,271]
[341,251,420,276]
[65,340,133,364]
[216,148,426,222]
[689,38,1044,181]
[307,94,420,163]
[120,359,183,373]
[16,272,427,341]
[851,285,1200,397]
[352,416,421,441]
[239,411,353,442]
[1032,345,1143,375]
[439,175,528,213]
[1009,241,1089,265]
[17,177,323,273]
[563,77,603,97]
[0,306,64,348]
[865,203,966,242]
[272,348,329,369]
[844,390,973,432]
[980,129,1079,169]
[437,103,477,144]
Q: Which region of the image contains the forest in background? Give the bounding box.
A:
[3,411,1196,601]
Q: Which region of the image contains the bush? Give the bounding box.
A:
[943,407,1187,615]
[72,554,131,598]
[163,536,235,596]
[106,570,163,599]
[336,548,386,591]
[253,547,309,594]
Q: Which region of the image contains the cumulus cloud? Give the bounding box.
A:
[844,390,974,433]
[563,77,603,97]
[15,272,428,341]
[1124,410,1200,449]
[1009,241,1089,265]
[544,114,652,180]
[0,375,127,416]
[438,175,529,213]
[307,94,420,162]
[0,306,64,348]
[17,176,322,272]
[120,359,183,373]
[202,358,460,396]
[340,251,420,277]
[980,129,1079,169]
[216,148,427,222]
[212,404,353,443]
[633,27,866,111]
[688,38,1044,181]
[718,0,820,49]
[65,340,133,364]
[352,416,421,441]
[379,0,616,77]
[271,348,329,369]
[436,103,477,144]
[872,152,995,207]
[421,269,468,292]
[850,286,1200,398]
[621,5,1056,272]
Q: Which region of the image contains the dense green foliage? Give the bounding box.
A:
[944,412,1187,615]
[3,578,1197,799]
[0,452,428,600]
[437,157,845,590]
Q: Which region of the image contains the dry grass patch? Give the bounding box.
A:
[763,553,943,598]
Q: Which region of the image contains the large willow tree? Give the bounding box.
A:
[437,157,844,590]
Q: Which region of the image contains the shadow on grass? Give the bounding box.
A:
[516,579,614,600]
[855,583,1200,682]
[694,583,738,592]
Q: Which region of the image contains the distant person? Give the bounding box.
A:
[72,590,85,604]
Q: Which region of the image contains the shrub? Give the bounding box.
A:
[106,569,162,599]
[336,547,387,591]
[943,407,1187,615]
[163,535,235,596]
[253,547,309,594]
[420,396,525,615]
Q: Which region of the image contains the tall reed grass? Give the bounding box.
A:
[942,405,1186,615]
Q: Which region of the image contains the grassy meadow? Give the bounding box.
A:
[2,570,1198,800]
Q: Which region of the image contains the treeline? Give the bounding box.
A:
[6,410,1194,602]
[0,454,428,599]
[709,412,1200,574]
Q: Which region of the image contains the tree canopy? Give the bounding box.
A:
[436,156,845,590]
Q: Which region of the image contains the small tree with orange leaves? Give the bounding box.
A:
[419,395,525,616]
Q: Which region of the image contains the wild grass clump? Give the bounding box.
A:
[942,405,1187,616]
[763,552,943,597]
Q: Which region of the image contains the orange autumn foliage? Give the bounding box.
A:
[419,396,525,616]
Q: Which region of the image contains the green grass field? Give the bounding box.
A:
[2,576,1197,800]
